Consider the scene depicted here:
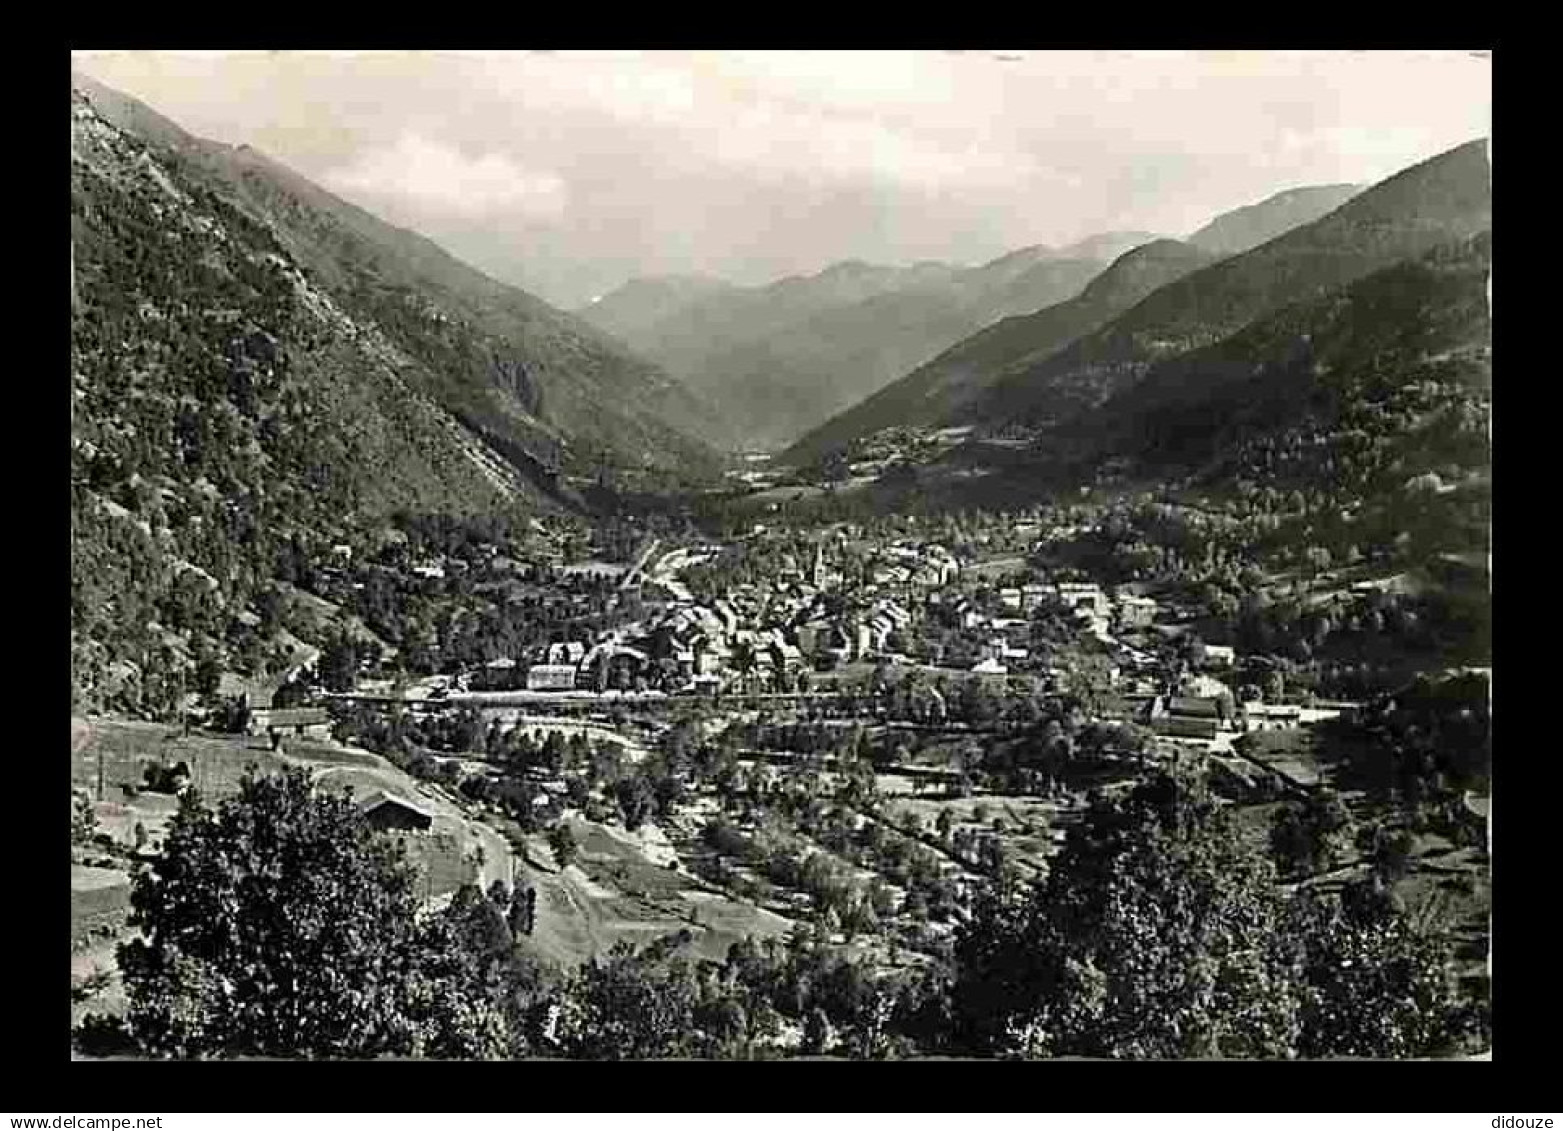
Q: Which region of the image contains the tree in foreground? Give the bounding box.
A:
[950,767,1480,1059]
[552,939,699,1059]
[113,767,511,1058]
[1269,788,1356,879]
[953,769,1302,1058]
[1288,878,1480,1059]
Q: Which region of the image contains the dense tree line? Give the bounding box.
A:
[76,761,1483,1060]
[946,768,1482,1058]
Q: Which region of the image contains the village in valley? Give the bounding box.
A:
[68,51,1492,1062]
[75,483,1491,1057]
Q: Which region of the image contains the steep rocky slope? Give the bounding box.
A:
[69,77,723,714]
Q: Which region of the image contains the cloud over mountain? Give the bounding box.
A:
[323,134,569,220]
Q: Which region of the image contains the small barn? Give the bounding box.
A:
[1153,715,1221,741]
[358,789,436,833]
[1147,695,1226,741]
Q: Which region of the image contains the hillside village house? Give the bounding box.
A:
[1203,643,1236,668]
[981,636,1030,664]
[1117,595,1157,628]
[854,622,876,659]
[358,789,436,833]
[1187,673,1234,701]
[547,641,588,667]
[795,620,831,657]
[1147,694,1228,741]
[475,656,521,691]
[1243,702,1303,730]
[248,706,332,740]
[770,639,804,671]
[1058,582,1110,617]
[582,643,651,689]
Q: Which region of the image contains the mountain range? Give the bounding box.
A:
[783,142,1487,471]
[956,140,1488,433]
[580,238,1161,449]
[783,238,1217,464]
[588,182,1374,455]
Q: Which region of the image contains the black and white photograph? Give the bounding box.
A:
[68,49,1492,1061]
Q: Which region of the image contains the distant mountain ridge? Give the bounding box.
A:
[581,241,1152,449]
[1057,231,1163,262]
[779,177,1400,466]
[1187,184,1361,257]
[584,274,742,343]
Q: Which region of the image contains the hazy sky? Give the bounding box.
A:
[72,50,1491,308]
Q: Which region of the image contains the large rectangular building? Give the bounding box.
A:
[526,664,578,692]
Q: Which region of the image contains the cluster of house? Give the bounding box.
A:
[455,536,971,694]
[936,580,1159,678]
[1099,687,1325,747]
[445,529,1326,729]
[797,597,915,666]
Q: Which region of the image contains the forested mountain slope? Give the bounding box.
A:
[72,72,726,485]
[69,77,720,715]
[958,140,1489,430]
[1095,231,1492,476]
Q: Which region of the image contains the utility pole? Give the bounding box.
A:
[96,747,104,803]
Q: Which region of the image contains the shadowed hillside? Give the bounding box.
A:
[960,140,1489,430]
[783,239,1214,465]
[73,72,727,487]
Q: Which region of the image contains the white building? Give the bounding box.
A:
[1117,595,1157,628]
[1204,644,1236,668]
[1058,582,1109,616]
[526,664,577,692]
